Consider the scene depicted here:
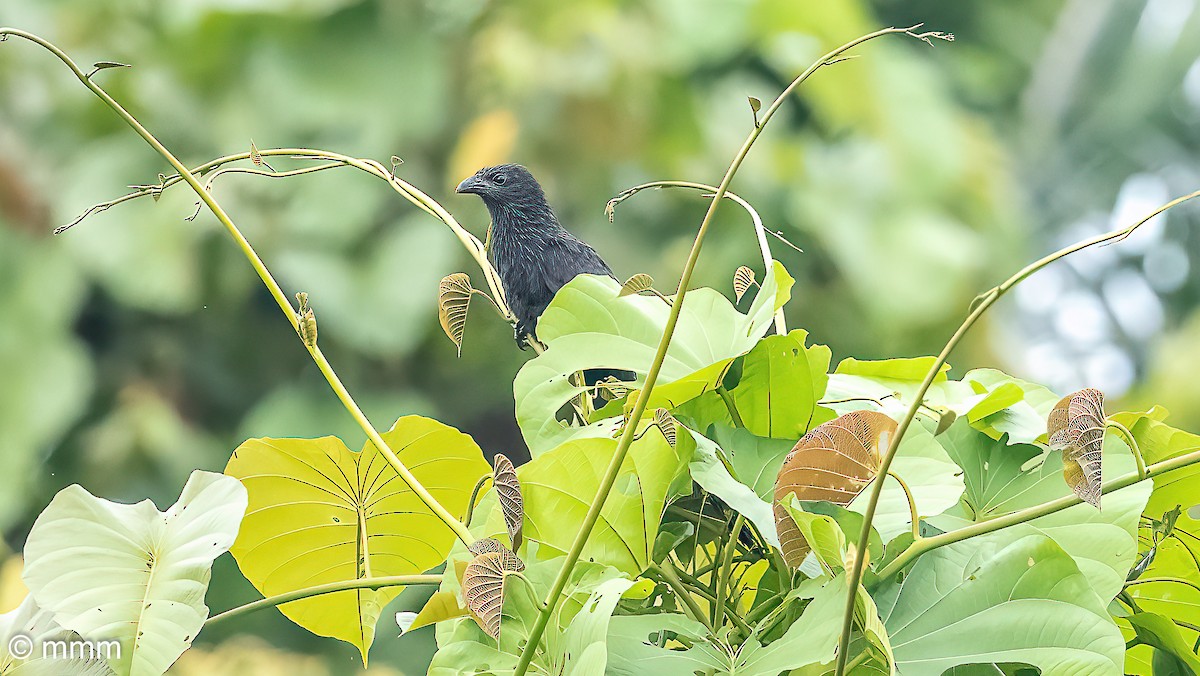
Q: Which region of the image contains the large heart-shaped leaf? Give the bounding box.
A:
[22,471,246,676]
[515,262,792,455]
[874,531,1124,675]
[1110,407,1200,666]
[225,415,490,663]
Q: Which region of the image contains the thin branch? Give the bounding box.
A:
[714,514,745,631]
[205,574,442,627]
[874,447,1200,580]
[887,471,921,539]
[607,179,787,334]
[650,561,716,634]
[53,145,512,321]
[836,187,1200,675]
[514,25,948,676]
[0,27,478,547]
[1108,419,1149,481]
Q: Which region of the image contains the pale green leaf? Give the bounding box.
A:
[516,262,793,455]
[22,471,246,676]
[875,532,1124,675]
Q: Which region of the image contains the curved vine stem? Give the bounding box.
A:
[835,188,1200,674]
[875,447,1200,580]
[0,27,477,547]
[55,144,511,319]
[1108,419,1149,481]
[887,471,921,539]
[607,179,787,334]
[511,24,952,676]
[204,574,442,627]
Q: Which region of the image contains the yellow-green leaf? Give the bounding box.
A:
[408,590,469,633]
[225,415,490,664]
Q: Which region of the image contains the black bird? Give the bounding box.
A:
[456,164,615,348]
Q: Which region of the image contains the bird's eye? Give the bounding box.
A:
[493,173,507,185]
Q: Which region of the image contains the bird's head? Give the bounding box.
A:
[455,164,545,207]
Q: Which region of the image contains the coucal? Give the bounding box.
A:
[456,163,615,348]
[456,164,633,404]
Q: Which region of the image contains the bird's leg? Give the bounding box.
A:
[514,322,532,350]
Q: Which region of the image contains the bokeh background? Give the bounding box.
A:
[2,0,1200,673]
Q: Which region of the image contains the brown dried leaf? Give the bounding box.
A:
[654,408,677,447]
[467,537,511,557]
[462,549,525,639]
[493,454,524,551]
[733,266,756,303]
[619,273,654,297]
[1047,388,1106,508]
[438,273,473,356]
[773,410,897,567]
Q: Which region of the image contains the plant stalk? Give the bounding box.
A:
[205,574,442,627]
[512,25,949,676]
[875,447,1200,580]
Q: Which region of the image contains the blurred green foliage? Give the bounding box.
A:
[2,0,1199,672]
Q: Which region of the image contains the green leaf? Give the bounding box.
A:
[933,420,1150,601]
[708,424,797,501]
[835,356,951,382]
[1125,612,1200,674]
[875,531,1124,675]
[224,416,490,664]
[407,591,468,633]
[825,365,1058,447]
[515,427,692,574]
[729,330,834,439]
[782,498,847,574]
[686,428,781,547]
[961,369,1059,444]
[21,471,246,676]
[516,262,793,455]
[846,420,964,543]
[1111,408,1200,518]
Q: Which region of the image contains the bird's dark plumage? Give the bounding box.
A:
[457,164,615,346]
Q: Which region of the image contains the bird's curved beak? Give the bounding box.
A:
[455,175,482,195]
